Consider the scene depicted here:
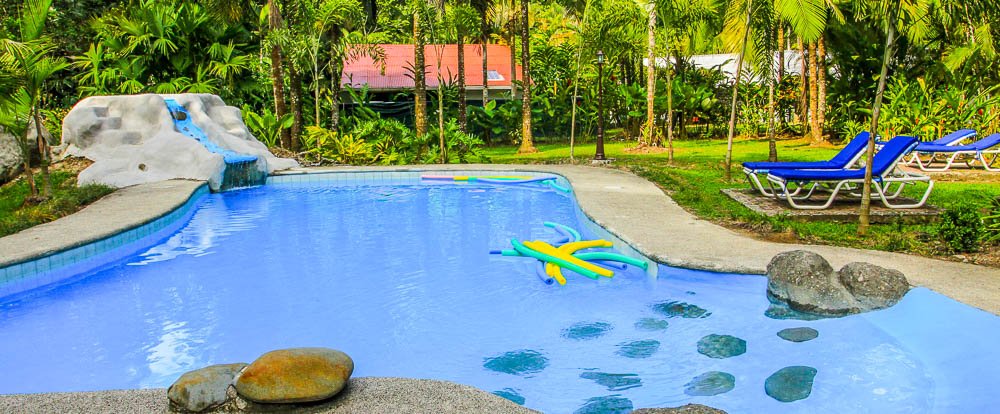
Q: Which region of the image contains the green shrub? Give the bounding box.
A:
[937,204,983,253]
[983,197,1000,245]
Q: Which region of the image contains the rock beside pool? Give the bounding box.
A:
[765,366,817,402]
[838,262,910,309]
[696,334,746,359]
[234,348,353,404]
[684,371,735,396]
[632,405,728,414]
[767,251,909,317]
[167,363,247,412]
[777,327,819,342]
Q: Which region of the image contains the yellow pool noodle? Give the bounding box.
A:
[452,175,534,181]
[524,241,614,278]
[545,240,614,280]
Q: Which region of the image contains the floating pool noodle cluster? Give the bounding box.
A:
[491,221,649,285]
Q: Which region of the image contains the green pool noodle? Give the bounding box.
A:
[574,252,649,270]
[510,239,600,280]
[547,181,572,193]
[500,249,521,256]
[543,222,581,242]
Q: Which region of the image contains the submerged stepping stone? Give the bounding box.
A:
[764,298,827,321]
[563,322,613,340]
[483,350,549,376]
[235,347,353,404]
[580,372,643,391]
[616,340,661,359]
[168,363,247,412]
[652,301,711,319]
[696,334,746,359]
[765,366,818,402]
[634,318,670,331]
[684,371,736,397]
[574,395,634,414]
[777,327,819,342]
[492,388,526,405]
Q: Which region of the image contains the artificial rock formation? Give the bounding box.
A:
[0,128,21,185]
[61,94,297,191]
[767,250,910,317]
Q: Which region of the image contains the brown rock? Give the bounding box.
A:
[234,347,354,404]
[633,404,728,414]
[167,363,247,412]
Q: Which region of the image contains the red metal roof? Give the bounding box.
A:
[342,44,520,90]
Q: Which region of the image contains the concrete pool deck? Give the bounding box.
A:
[0,163,997,412]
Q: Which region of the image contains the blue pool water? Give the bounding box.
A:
[1,177,999,413]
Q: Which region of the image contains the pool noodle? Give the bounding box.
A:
[525,240,613,278]
[510,239,600,280]
[544,222,581,242]
[545,240,615,280]
[574,252,649,270]
[534,260,558,285]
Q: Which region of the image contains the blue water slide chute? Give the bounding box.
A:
[163,98,258,165]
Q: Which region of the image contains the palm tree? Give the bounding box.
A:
[265,0,292,148]
[0,0,67,199]
[470,0,494,106]
[413,1,429,137]
[449,3,481,133]
[516,0,537,153]
[642,0,656,148]
[721,0,827,180]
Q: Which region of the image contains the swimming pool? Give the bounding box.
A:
[1,172,998,413]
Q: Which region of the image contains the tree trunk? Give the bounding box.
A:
[808,41,820,142]
[482,18,489,105]
[776,24,785,130]
[724,0,753,181]
[414,11,427,137]
[289,64,304,152]
[267,0,290,149]
[644,0,656,147]
[798,38,807,128]
[860,8,898,234]
[439,70,446,163]
[19,127,37,197]
[509,33,517,100]
[667,50,674,163]
[767,74,778,162]
[517,0,536,153]
[33,107,51,198]
[330,61,342,132]
[817,34,827,140]
[458,36,467,132]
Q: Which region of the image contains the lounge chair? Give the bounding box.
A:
[741,131,870,196]
[909,133,1000,172]
[899,129,975,165]
[766,136,933,210]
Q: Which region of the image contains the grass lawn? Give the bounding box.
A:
[481,137,1000,263]
[0,170,114,238]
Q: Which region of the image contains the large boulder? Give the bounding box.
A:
[234,347,353,404]
[61,94,298,191]
[0,128,21,185]
[766,250,861,316]
[167,363,247,412]
[766,250,910,317]
[838,262,909,309]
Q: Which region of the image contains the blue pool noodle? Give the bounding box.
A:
[535,261,555,285]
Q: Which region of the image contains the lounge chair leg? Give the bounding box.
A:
[876,180,934,209]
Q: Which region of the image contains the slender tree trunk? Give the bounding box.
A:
[414,11,427,137]
[644,0,656,147]
[19,127,37,197]
[289,64,304,152]
[570,50,582,160]
[482,19,489,105]
[667,50,674,162]
[32,108,51,198]
[808,41,820,142]
[798,38,807,128]
[724,0,753,181]
[767,75,778,162]
[330,61,342,132]
[860,8,898,234]
[458,37,468,132]
[268,0,290,148]
[439,71,446,162]
[817,34,827,139]
[509,32,517,100]
[517,0,536,153]
[776,24,785,131]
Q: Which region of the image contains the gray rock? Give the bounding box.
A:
[62,94,297,191]
[684,371,735,396]
[765,366,817,402]
[633,404,728,414]
[167,363,246,412]
[766,250,862,316]
[0,128,22,185]
[838,262,910,309]
[696,334,746,359]
[234,348,353,404]
[777,327,819,342]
